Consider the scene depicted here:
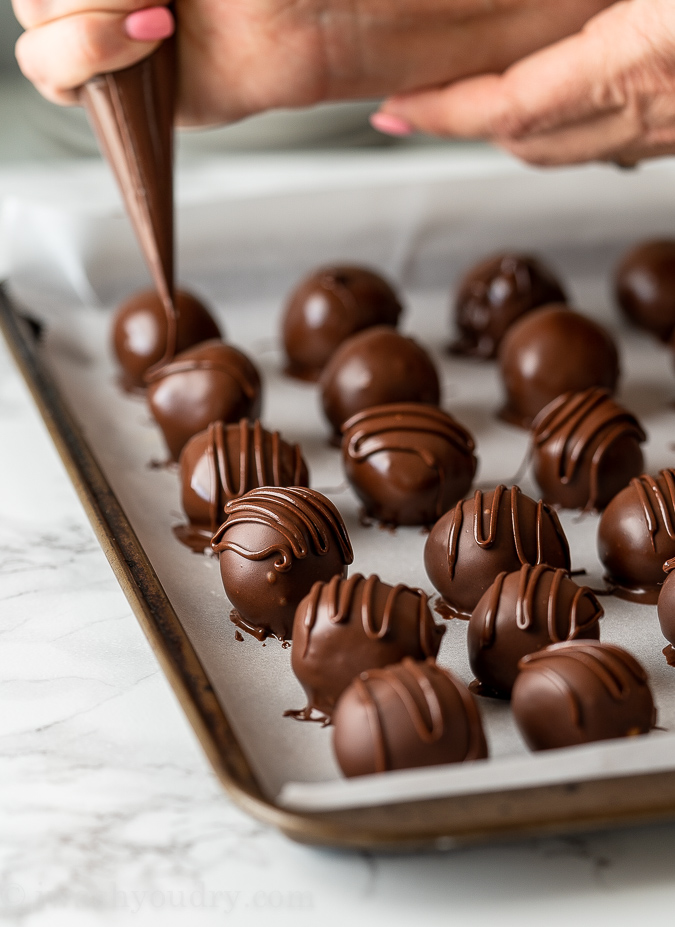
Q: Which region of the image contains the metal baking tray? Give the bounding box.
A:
[4,152,675,849]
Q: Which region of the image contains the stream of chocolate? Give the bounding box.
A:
[79,37,177,360]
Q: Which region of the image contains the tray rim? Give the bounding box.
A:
[3,281,675,850]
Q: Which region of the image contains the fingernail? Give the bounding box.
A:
[370,112,414,137]
[124,6,174,41]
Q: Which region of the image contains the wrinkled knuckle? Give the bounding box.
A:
[75,17,114,73]
[490,105,533,141]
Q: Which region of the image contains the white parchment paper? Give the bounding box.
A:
[4,149,675,811]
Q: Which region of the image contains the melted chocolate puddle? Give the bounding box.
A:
[172,523,215,554]
[283,706,331,726]
[432,597,469,621]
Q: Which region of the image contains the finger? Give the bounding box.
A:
[375,4,626,141]
[15,8,174,93]
[13,0,163,30]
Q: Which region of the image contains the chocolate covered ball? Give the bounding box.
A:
[512,641,655,750]
[531,388,646,512]
[424,484,571,618]
[598,469,675,604]
[615,240,675,340]
[498,306,620,428]
[333,658,488,777]
[292,573,446,716]
[179,419,309,545]
[341,403,477,526]
[657,559,675,646]
[282,266,403,381]
[468,564,602,697]
[112,288,221,389]
[320,326,440,438]
[211,487,353,640]
[146,339,262,460]
[452,253,566,359]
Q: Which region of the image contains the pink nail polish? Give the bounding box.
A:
[124,6,175,42]
[370,112,414,137]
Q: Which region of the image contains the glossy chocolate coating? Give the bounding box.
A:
[292,573,446,716]
[615,240,675,340]
[211,487,353,640]
[333,657,488,777]
[180,419,309,535]
[657,559,675,645]
[598,469,675,603]
[498,306,620,428]
[512,641,655,750]
[531,388,646,511]
[452,253,566,359]
[320,326,441,438]
[282,266,403,381]
[424,485,571,618]
[80,39,176,335]
[113,288,221,389]
[341,403,477,526]
[146,339,262,460]
[468,564,602,697]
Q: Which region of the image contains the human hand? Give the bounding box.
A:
[13,0,614,127]
[372,0,675,166]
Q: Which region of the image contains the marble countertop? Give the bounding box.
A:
[3,323,675,927]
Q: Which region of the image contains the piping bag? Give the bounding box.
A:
[78,32,178,363]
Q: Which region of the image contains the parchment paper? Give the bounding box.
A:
[4,149,675,810]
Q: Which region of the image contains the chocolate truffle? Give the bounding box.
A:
[282,266,403,381]
[333,658,488,777]
[615,240,675,340]
[292,573,446,716]
[211,487,353,640]
[598,469,675,603]
[498,305,620,428]
[179,419,309,546]
[531,388,646,512]
[468,564,602,697]
[452,253,566,359]
[320,326,441,438]
[341,403,477,526]
[657,559,675,646]
[512,641,655,750]
[112,288,221,389]
[146,339,262,460]
[424,484,571,618]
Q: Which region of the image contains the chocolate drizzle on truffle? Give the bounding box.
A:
[299,574,438,656]
[177,419,309,550]
[212,487,353,640]
[291,574,445,716]
[212,487,352,569]
[599,468,675,603]
[468,564,602,696]
[446,485,568,579]
[332,658,488,777]
[452,253,566,359]
[341,402,477,525]
[531,388,646,511]
[512,641,655,750]
[425,484,571,618]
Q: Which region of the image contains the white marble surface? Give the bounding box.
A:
[3,317,675,927]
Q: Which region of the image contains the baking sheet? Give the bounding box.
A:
[4,149,675,811]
